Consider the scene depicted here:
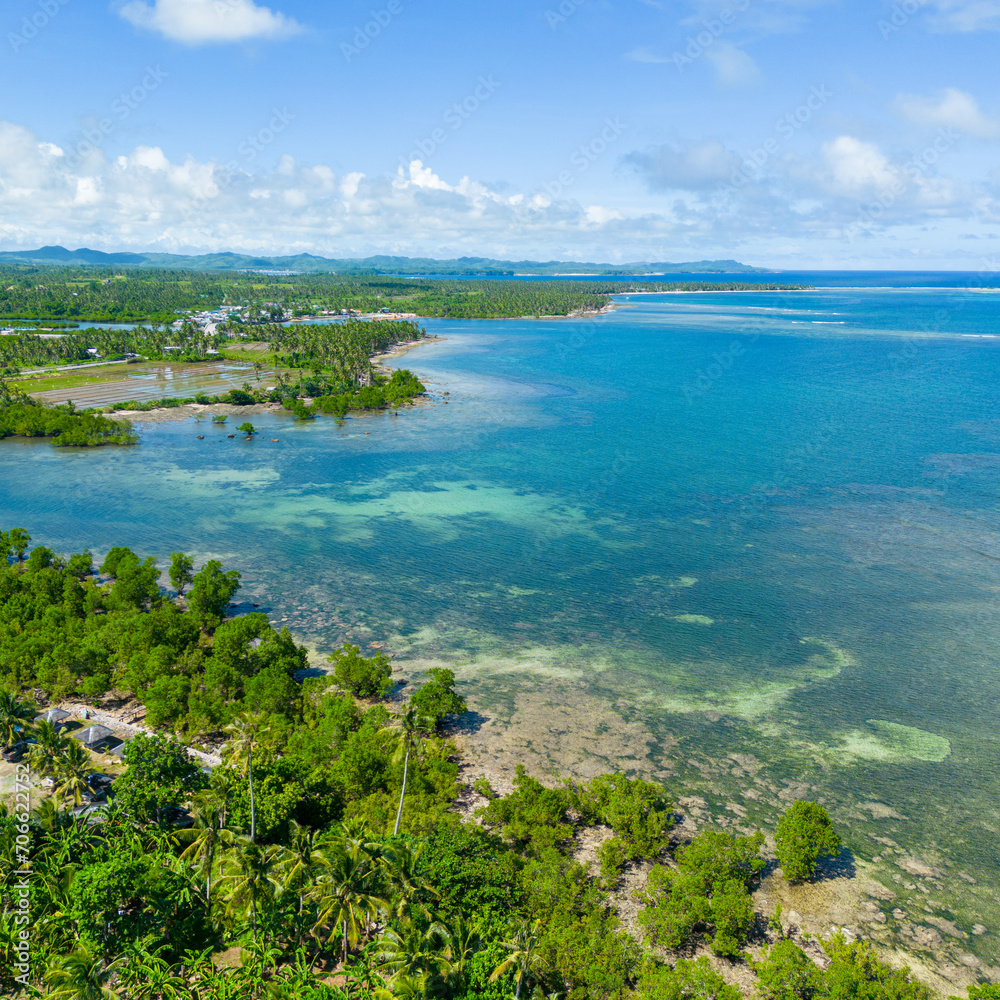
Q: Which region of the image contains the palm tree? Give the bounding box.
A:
[44,943,122,1000]
[178,790,232,912]
[0,691,34,746]
[375,920,454,985]
[33,796,67,834]
[28,718,72,777]
[274,819,324,944]
[54,741,92,806]
[217,834,280,944]
[489,919,546,1000]
[309,833,385,961]
[380,840,437,924]
[208,767,234,829]
[443,916,479,982]
[222,712,272,842]
[392,708,430,837]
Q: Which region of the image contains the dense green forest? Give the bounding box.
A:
[0,532,996,999]
[0,265,809,326]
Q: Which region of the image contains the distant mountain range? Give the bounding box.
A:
[0,245,766,276]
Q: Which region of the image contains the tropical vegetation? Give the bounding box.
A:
[0,531,991,999]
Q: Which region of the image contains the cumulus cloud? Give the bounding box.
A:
[118,0,303,44]
[705,44,762,87]
[821,136,899,193]
[626,139,740,191]
[896,88,999,138]
[0,119,994,262]
[926,0,1000,31]
[0,121,675,258]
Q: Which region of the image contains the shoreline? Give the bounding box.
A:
[101,334,445,425]
[435,678,994,995]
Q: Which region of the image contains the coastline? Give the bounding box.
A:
[436,679,995,996]
[100,334,444,425]
[106,400,284,426]
[371,333,445,367]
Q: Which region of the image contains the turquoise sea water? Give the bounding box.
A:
[2,278,1000,957]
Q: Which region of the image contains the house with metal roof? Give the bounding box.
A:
[72,725,117,752]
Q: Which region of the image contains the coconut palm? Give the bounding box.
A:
[222,712,272,843]
[178,790,232,912]
[54,741,93,806]
[33,796,67,834]
[489,919,546,1000]
[274,819,324,944]
[44,943,122,1000]
[217,834,281,944]
[309,833,385,961]
[380,840,437,924]
[392,708,431,837]
[28,718,72,777]
[375,920,454,985]
[0,691,34,746]
[443,916,479,980]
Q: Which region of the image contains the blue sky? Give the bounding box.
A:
[0,0,998,267]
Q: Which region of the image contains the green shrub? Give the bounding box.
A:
[480,765,575,856]
[753,939,824,1000]
[637,829,764,955]
[637,957,741,1000]
[775,801,841,883]
[328,643,392,698]
[409,667,466,729]
[822,933,933,1000]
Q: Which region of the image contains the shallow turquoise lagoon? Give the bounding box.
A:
[2,281,1000,950]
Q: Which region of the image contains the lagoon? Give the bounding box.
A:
[2,277,999,961]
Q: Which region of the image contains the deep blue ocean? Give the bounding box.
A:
[2,274,999,947]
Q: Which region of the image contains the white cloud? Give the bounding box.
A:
[821,136,899,193]
[584,205,624,225]
[626,139,740,191]
[705,44,762,87]
[926,0,1000,30]
[0,120,994,265]
[118,0,303,44]
[896,88,999,138]
[0,123,660,258]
